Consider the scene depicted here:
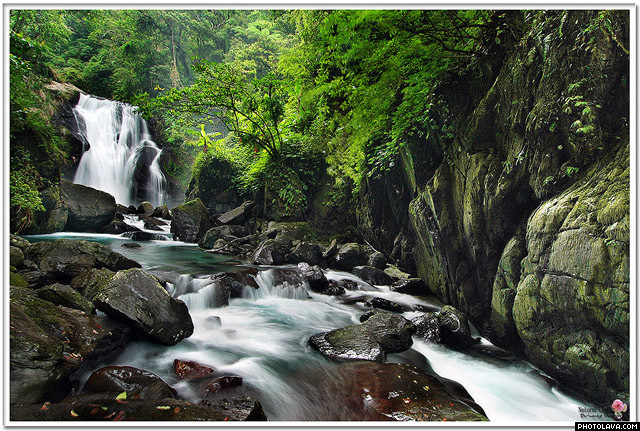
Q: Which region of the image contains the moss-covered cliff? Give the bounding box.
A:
[358,10,629,404]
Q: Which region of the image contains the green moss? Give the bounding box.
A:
[10,272,29,288]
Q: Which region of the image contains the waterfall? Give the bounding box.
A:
[72,93,167,206]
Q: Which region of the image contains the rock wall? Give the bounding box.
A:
[358,10,629,404]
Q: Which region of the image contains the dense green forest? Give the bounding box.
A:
[10,9,546,230]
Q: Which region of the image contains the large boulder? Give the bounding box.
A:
[437,305,479,350]
[198,225,251,249]
[391,278,429,295]
[70,268,115,301]
[352,265,395,285]
[136,201,154,216]
[216,200,255,225]
[286,242,324,265]
[60,180,116,232]
[93,268,194,345]
[332,243,369,271]
[297,262,330,293]
[10,246,24,267]
[25,239,140,281]
[10,287,131,405]
[308,311,415,361]
[36,283,94,314]
[252,239,290,265]
[170,198,210,243]
[411,312,442,343]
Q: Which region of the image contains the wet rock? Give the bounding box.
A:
[384,265,411,280]
[368,252,387,270]
[198,225,251,249]
[152,204,171,219]
[10,246,25,268]
[437,305,479,350]
[297,262,330,293]
[353,266,395,285]
[102,219,140,234]
[391,278,428,296]
[125,231,168,241]
[36,283,94,313]
[127,205,137,213]
[10,287,131,404]
[286,242,324,265]
[205,376,243,395]
[411,312,441,342]
[173,359,215,379]
[216,200,255,225]
[16,269,55,288]
[116,204,130,214]
[136,201,154,216]
[121,242,141,248]
[70,268,115,302]
[170,198,210,243]
[11,396,267,421]
[94,268,194,345]
[252,239,289,265]
[333,243,369,271]
[84,366,177,399]
[365,297,406,313]
[208,236,255,255]
[60,180,116,232]
[140,215,167,231]
[25,239,140,281]
[322,238,338,260]
[308,311,415,362]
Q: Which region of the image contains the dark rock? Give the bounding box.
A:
[173,359,215,379]
[11,396,267,421]
[391,278,428,295]
[308,311,415,362]
[10,234,30,251]
[10,246,24,267]
[152,204,171,219]
[16,269,55,288]
[367,251,387,270]
[102,219,140,234]
[127,205,137,213]
[205,376,243,395]
[121,242,141,248]
[198,397,268,421]
[93,268,194,345]
[352,265,395,285]
[116,204,130,215]
[411,312,441,342]
[198,225,251,249]
[208,236,255,255]
[216,200,255,225]
[322,238,338,260]
[252,239,289,265]
[84,366,177,398]
[333,243,369,271]
[70,268,115,302]
[331,279,359,291]
[124,231,168,241]
[36,283,94,313]
[10,272,29,288]
[60,180,116,232]
[136,201,154,216]
[140,215,167,230]
[263,221,315,243]
[365,297,406,313]
[286,242,323,265]
[170,198,210,243]
[297,262,330,293]
[209,272,252,305]
[25,239,140,280]
[437,305,479,350]
[10,287,131,404]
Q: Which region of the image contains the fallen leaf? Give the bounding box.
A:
[96,324,102,329]
[224,417,229,421]
[113,411,125,421]
[155,406,171,410]
[70,410,79,418]
[173,407,180,414]
[101,406,108,411]
[104,411,116,419]
[115,391,127,401]
[403,398,411,404]
[90,407,100,415]
[40,402,50,411]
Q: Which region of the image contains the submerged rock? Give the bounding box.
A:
[205,376,243,395]
[308,311,415,362]
[93,268,194,345]
[365,297,406,313]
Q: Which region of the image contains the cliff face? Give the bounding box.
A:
[358,10,629,403]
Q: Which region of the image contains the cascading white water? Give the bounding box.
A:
[72,93,167,206]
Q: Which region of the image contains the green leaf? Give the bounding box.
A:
[115,391,127,401]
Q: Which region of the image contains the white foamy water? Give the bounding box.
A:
[72,94,167,206]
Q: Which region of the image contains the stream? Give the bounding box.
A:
[24,224,608,423]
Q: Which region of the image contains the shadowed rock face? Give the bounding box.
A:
[170,198,210,243]
[93,268,194,346]
[84,366,177,398]
[309,311,415,362]
[61,180,116,231]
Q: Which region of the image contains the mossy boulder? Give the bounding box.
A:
[170,198,210,243]
[70,268,115,301]
[10,246,24,268]
[36,283,94,313]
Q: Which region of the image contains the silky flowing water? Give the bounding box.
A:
[24,229,608,423]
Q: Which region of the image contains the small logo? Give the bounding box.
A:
[611,399,627,420]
